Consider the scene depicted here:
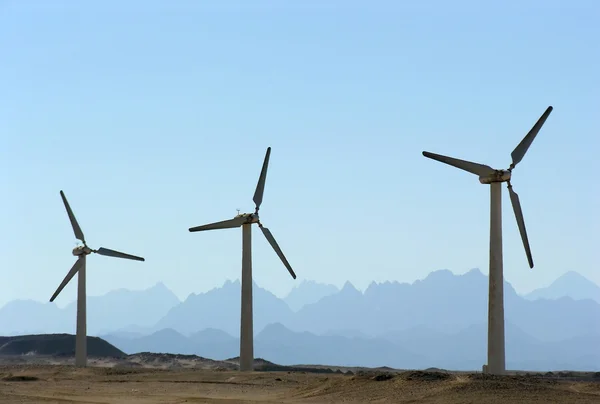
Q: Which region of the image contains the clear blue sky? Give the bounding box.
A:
[1,0,598,307]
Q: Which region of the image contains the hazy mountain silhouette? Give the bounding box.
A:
[189,328,236,345]
[284,280,339,311]
[285,280,371,334]
[79,282,180,334]
[104,323,425,368]
[255,323,424,368]
[101,323,599,371]
[154,280,293,336]
[0,300,65,335]
[103,328,198,355]
[0,282,180,335]
[102,328,239,360]
[284,269,600,342]
[381,322,600,370]
[3,269,600,371]
[525,271,600,303]
[189,328,239,359]
[287,269,497,335]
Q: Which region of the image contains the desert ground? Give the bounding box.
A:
[0,355,599,403]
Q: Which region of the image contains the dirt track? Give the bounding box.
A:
[1,365,599,403]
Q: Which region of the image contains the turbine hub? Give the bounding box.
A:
[234,212,259,224]
[478,169,511,185]
[72,245,92,256]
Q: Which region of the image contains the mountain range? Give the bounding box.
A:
[2,269,599,370]
[101,322,599,371]
[0,282,179,335]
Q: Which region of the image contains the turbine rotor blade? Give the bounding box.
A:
[189,216,248,232]
[510,106,553,169]
[422,151,496,177]
[259,224,296,279]
[60,190,85,243]
[253,147,271,210]
[95,247,145,262]
[50,257,85,302]
[507,184,534,269]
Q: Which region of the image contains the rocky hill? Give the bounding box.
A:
[0,334,125,358]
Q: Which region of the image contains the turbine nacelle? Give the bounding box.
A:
[478,170,511,185]
[235,212,260,224]
[72,245,92,256]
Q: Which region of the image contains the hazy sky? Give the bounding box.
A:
[1,0,598,307]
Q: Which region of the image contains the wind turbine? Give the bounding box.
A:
[422,106,553,375]
[188,147,296,372]
[50,190,145,368]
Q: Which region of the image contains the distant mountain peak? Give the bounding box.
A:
[547,271,598,289]
[149,281,169,291]
[364,280,408,296]
[193,327,234,336]
[410,269,454,287]
[464,268,484,277]
[263,322,288,332]
[223,279,241,288]
[340,281,360,295]
[257,322,298,340]
[558,271,592,283]
[152,328,183,337]
[424,269,454,281]
[364,281,379,294]
[189,327,236,343]
[526,271,600,303]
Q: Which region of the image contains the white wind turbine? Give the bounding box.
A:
[422,106,553,375]
[188,147,297,372]
[50,190,145,367]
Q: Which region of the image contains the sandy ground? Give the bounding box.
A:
[1,364,599,404]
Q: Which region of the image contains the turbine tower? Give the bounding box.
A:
[50,190,145,368]
[422,106,553,375]
[188,147,297,372]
